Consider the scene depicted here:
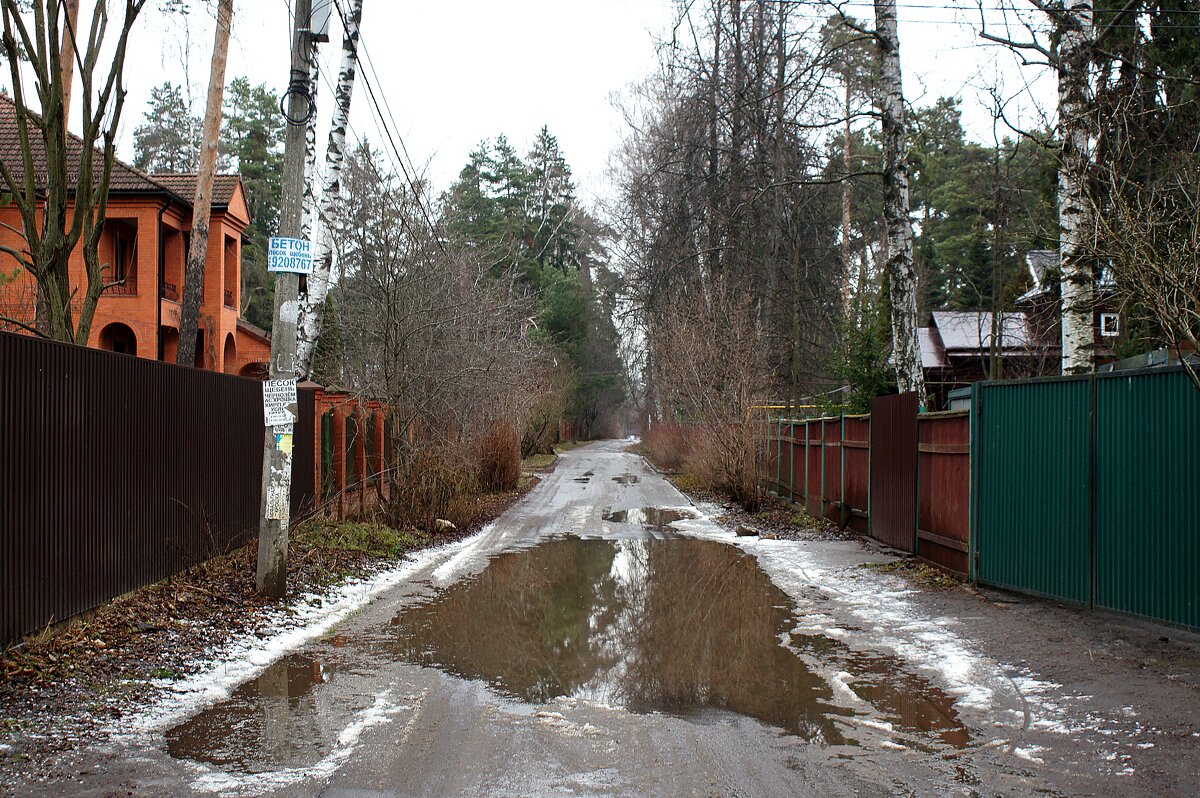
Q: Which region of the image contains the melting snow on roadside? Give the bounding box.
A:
[106,525,499,794]
[672,503,1071,734]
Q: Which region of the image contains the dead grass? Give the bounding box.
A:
[862,559,963,591]
[477,421,521,492]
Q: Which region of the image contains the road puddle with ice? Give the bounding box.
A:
[165,534,969,775]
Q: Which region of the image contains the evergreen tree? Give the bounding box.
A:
[221,78,285,330]
[442,130,627,435]
[132,82,198,173]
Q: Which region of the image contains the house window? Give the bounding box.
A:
[1100,312,1121,338]
[105,219,138,295]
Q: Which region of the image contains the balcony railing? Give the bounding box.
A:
[105,276,137,296]
[224,290,235,308]
[160,282,179,301]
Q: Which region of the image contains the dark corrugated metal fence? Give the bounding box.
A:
[1093,369,1199,628]
[1,332,264,645]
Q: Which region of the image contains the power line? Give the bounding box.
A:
[330,0,447,251]
[275,0,444,250]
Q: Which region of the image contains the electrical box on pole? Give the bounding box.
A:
[310,0,332,42]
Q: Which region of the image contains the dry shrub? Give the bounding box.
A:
[645,422,694,472]
[683,422,762,511]
[477,420,521,492]
[384,444,476,532]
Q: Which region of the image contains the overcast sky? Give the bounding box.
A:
[97,1,1055,207]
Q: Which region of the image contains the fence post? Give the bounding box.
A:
[802,420,809,504]
[819,419,826,519]
[866,413,872,535]
[840,415,847,528]
[333,405,347,522]
[968,384,980,583]
[1087,373,1097,610]
[777,417,787,499]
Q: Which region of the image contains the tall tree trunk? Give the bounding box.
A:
[302,55,320,238]
[874,0,927,405]
[36,0,80,335]
[176,0,234,367]
[1057,0,1096,375]
[57,0,79,126]
[841,80,854,317]
[296,0,363,376]
[989,138,1006,380]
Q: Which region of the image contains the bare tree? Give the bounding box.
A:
[176,0,233,366]
[0,0,148,342]
[1090,162,1200,390]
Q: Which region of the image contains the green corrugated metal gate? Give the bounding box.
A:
[973,367,1200,628]
[1093,370,1200,627]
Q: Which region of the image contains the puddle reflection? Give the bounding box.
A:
[165,538,970,774]
[165,654,348,773]
[602,506,694,531]
[387,537,969,748]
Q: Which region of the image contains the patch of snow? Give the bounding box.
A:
[110,527,495,741]
[1012,745,1046,764]
[673,505,1074,736]
[186,690,404,795]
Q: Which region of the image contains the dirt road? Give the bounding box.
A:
[13,441,1200,796]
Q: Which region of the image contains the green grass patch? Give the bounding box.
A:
[295,520,430,560]
[522,453,557,470]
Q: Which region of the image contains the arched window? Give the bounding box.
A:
[222,333,237,374]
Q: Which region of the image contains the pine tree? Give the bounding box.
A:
[132,82,198,173]
[221,78,284,330]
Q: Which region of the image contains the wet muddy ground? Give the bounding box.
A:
[7,441,1200,796]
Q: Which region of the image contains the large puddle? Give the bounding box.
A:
[386,537,968,747]
[166,536,969,773]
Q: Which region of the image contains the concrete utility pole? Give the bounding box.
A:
[257,0,315,598]
[177,0,234,367]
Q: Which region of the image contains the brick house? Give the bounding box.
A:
[0,95,271,376]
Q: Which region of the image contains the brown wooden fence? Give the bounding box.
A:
[0,331,265,645]
[841,416,870,535]
[760,393,971,577]
[868,393,919,552]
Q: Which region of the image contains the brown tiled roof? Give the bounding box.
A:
[149,173,243,208]
[0,93,190,202]
[236,317,271,344]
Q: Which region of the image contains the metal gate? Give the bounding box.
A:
[973,367,1199,628]
[973,376,1091,604]
[867,392,918,552]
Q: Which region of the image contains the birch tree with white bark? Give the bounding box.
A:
[1053,1,1096,374]
[873,0,927,405]
[980,0,1097,374]
[296,0,361,375]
